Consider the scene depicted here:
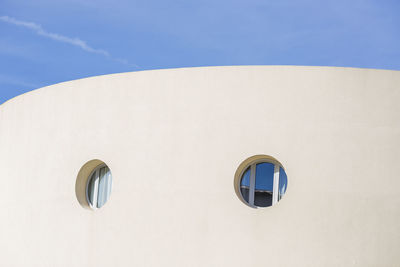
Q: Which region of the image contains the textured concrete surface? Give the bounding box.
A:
[0,66,399,266]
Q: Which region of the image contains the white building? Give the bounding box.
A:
[0,66,399,266]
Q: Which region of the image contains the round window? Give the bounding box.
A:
[235,155,287,208]
[86,164,112,209]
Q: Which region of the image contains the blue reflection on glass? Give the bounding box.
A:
[279,167,288,198]
[97,166,112,208]
[255,162,274,191]
[241,167,250,187]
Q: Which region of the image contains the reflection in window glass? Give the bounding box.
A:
[240,167,251,202]
[278,167,287,201]
[87,165,112,209]
[239,159,287,208]
[254,162,274,207]
[87,171,97,207]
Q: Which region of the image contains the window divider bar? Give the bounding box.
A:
[272,164,280,205]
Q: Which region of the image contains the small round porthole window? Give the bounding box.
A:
[86,164,112,209]
[234,155,287,208]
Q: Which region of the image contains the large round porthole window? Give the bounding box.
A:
[234,155,287,208]
[86,164,112,209]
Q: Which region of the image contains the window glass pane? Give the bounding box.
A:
[97,166,112,208]
[240,167,250,202]
[254,163,274,207]
[255,163,274,191]
[241,167,250,187]
[278,167,288,200]
[87,171,97,207]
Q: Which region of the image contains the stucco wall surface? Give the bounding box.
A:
[0,66,399,266]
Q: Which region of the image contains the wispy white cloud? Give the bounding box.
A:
[0,15,137,67]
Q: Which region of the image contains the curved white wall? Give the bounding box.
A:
[0,66,399,266]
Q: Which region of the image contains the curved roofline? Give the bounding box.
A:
[1,64,399,108]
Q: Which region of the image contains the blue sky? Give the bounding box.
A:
[1,0,399,104]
